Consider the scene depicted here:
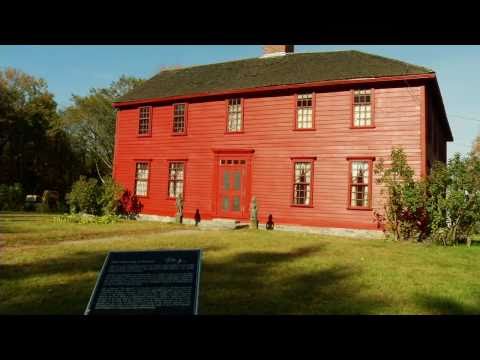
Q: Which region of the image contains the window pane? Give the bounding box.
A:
[168,162,184,197]
[351,161,369,184]
[350,160,370,207]
[136,163,149,178]
[227,98,242,132]
[223,171,230,190]
[232,196,240,211]
[233,171,241,190]
[169,181,175,197]
[293,162,312,205]
[173,104,186,132]
[169,163,184,179]
[295,162,312,183]
[222,196,230,211]
[136,180,147,196]
[353,90,372,127]
[296,94,313,129]
[351,184,368,207]
[139,107,151,134]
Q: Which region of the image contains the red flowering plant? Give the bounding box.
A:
[118,190,143,219]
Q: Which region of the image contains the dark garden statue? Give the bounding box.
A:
[176,193,184,224]
[266,214,274,230]
[250,196,259,229]
[194,209,201,226]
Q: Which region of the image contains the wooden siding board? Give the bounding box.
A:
[114,85,423,230]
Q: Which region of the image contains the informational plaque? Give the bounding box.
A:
[84,250,202,315]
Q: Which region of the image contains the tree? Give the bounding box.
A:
[60,75,144,182]
[376,147,480,246]
[374,147,429,241]
[427,153,480,246]
[0,67,81,197]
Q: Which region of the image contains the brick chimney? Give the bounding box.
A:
[261,45,294,58]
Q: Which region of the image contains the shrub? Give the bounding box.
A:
[426,154,480,246]
[0,183,24,210]
[118,190,143,219]
[66,176,136,219]
[66,176,101,215]
[376,148,480,246]
[99,176,125,215]
[374,148,429,241]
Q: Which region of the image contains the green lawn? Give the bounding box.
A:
[1,212,480,315]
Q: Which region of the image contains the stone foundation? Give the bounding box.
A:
[137,214,384,238]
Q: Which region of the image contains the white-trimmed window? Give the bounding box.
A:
[293,161,313,205]
[296,93,313,129]
[349,160,371,208]
[138,107,151,135]
[173,103,186,134]
[353,90,372,127]
[227,98,243,132]
[135,162,149,196]
[168,162,185,198]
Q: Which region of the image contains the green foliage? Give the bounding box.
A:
[66,176,126,216]
[376,147,480,246]
[0,183,24,210]
[99,176,125,215]
[66,176,101,215]
[59,76,145,180]
[53,213,122,224]
[1,69,144,201]
[0,67,82,197]
[374,148,428,241]
[427,154,480,246]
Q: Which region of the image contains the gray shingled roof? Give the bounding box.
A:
[115,50,434,103]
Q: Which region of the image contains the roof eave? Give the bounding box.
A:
[112,73,436,108]
[430,75,453,142]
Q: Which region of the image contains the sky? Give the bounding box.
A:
[1,45,478,159]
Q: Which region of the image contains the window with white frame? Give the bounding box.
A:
[293,161,313,205]
[296,93,313,129]
[138,107,151,135]
[135,162,149,196]
[227,98,242,132]
[173,103,186,133]
[349,160,371,207]
[168,162,185,198]
[353,89,372,127]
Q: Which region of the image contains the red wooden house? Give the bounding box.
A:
[112,45,453,231]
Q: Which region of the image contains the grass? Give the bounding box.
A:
[1,211,480,315]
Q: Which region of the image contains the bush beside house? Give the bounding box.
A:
[65,176,142,220]
[375,148,480,246]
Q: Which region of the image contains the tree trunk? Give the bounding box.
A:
[95,160,105,184]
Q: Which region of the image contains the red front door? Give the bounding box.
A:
[218,159,247,218]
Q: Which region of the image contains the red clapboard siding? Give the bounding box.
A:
[114,84,430,230]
